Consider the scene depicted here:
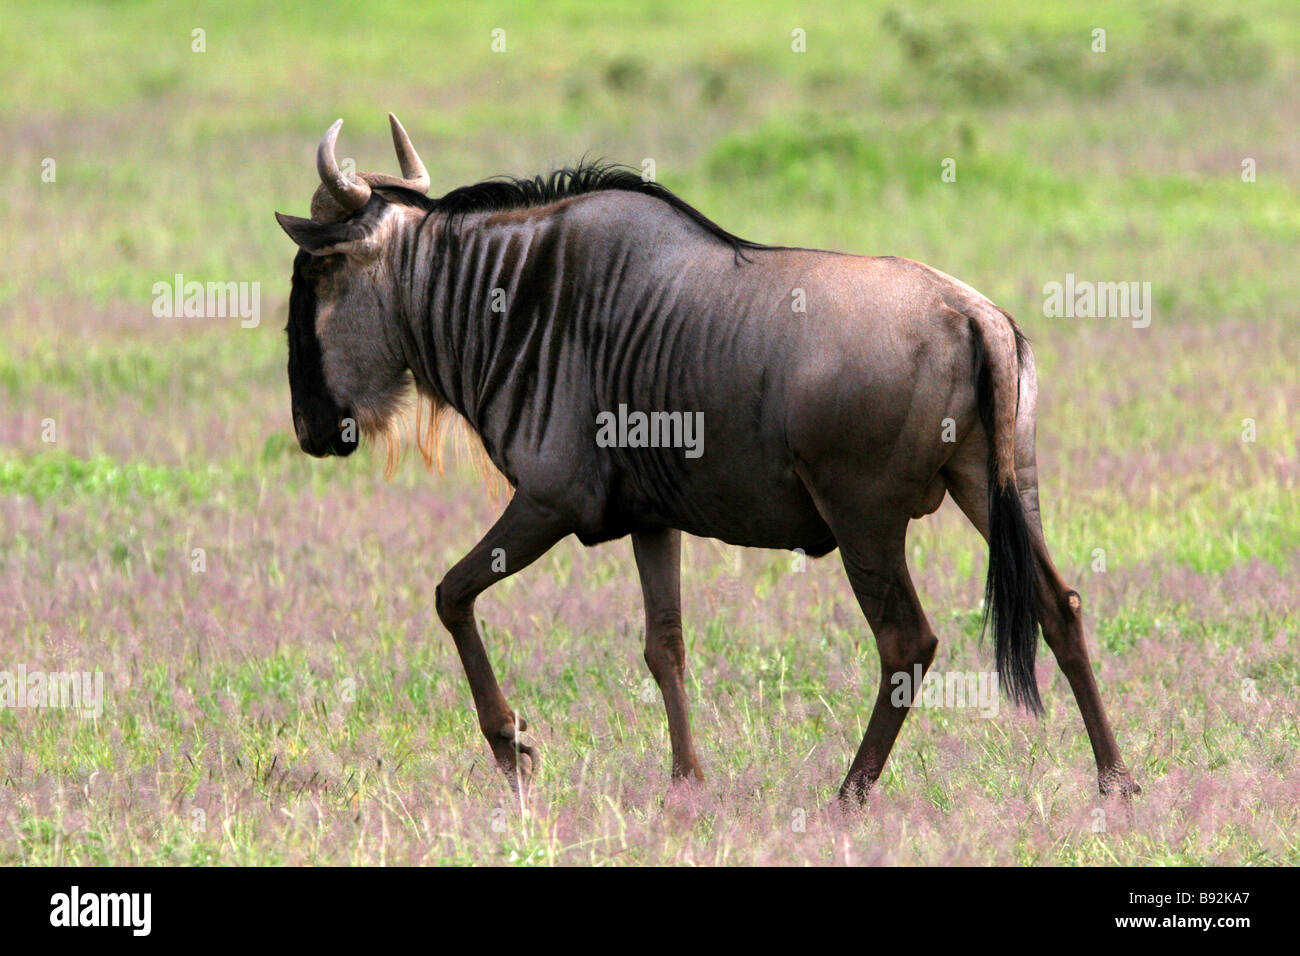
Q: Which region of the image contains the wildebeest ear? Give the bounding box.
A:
[274,212,380,259]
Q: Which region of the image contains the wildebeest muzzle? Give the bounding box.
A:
[292,405,357,458]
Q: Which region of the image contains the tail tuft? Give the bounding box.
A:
[983,479,1042,714]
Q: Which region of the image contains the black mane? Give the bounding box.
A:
[380,160,768,259]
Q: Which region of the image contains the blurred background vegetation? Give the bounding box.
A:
[2,0,1296,310]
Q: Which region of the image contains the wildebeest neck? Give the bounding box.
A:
[399,194,782,476]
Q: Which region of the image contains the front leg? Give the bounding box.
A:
[632,528,704,783]
[436,493,571,797]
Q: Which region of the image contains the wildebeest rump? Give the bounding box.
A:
[275,115,1139,802]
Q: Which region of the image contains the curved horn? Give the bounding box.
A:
[388,113,430,193]
[316,118,371,212]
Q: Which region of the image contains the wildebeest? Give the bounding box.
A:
[275,114,1139,803]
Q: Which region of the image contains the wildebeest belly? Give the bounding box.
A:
[583,437,836,556]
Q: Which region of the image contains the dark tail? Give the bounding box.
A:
[971,313,1042,714]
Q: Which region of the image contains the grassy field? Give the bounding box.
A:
[1,1,1297,864]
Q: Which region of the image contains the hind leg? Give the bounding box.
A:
[945,449,1139,797]
[801,478,938,802]
[1033,560,1139,796]
[838,536,938,803]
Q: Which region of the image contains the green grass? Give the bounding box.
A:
[0,450,216,503]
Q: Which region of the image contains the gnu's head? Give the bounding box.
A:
[274,114,431,458]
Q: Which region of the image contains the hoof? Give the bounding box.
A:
[494,719,540,792]
[668,765,706,788]
[1099,768,1141,799]
[836,772,875,809]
